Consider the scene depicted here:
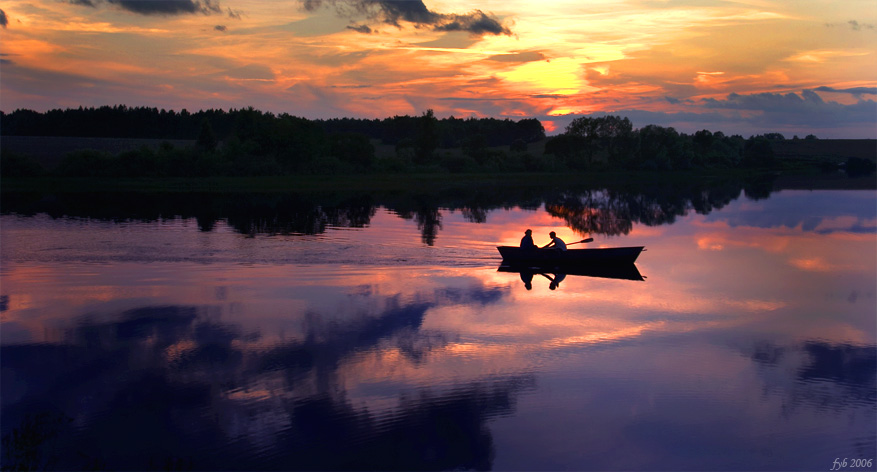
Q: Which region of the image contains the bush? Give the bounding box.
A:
[742,137,777,168]
[329,133,375,170]
[116,147,159,177]
[58,150,116,177]
[374,155,411,174]
[845,157,876,177]
[440,154,478,174]
[0,153,46,177]
[544,134,588,169]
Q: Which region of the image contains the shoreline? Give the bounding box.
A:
[2,170,874,193]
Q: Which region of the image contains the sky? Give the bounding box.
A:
[0,0,875,137]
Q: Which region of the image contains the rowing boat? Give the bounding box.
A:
[496,246,644,265]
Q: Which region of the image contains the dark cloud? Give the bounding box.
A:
[847,20,875,31]
[303,0,511,36]
[347,23,373,34]
[226,7,242,19]
[0,8,8,28]
[487,51,546,63]
[814,86,877,96]
[824,20,875,30]
[434,11,508,35]
[111,0,221,15]
[214,24,226,32]
[664,96,694,105]
[71,0,223,16]
[539,90,877,138]
[701,90,877,130]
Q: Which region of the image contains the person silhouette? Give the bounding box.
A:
[541,272,566,290]
[519,270,534,290]
[520,229,536,250]
[541,231,567,251]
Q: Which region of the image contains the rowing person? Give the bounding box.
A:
[542,272,566,290]
[542,231,567,251]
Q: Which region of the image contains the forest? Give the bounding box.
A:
[1,105,873,178]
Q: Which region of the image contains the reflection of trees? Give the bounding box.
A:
[545,191,634,236]
[545,181,747,237]
[225,194,376,236]
[415,207,443,246]
[393,199,443,246]
[2,175,774,243]
[1,281,522,470]
[0,192,377,236]
[461,207,489,223]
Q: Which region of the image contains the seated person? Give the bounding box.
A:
[542,231,567,251]
[520,229,536,250]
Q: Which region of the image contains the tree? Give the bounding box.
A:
[565,117,600,165]
[742,136,777,168]
[596,116,633,165]
[329,133,375,170]
[565,115,633,167]
[636,125,682,170]
[544,134,587,169]
[414,109,439,165]
[197,118,218,151]
[514,118,546,143]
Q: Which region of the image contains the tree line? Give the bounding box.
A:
[545,115,785,171]
[1,106,546,176]
[2,105,869,178]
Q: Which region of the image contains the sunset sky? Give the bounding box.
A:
[1,0,875,137]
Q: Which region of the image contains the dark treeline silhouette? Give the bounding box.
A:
[4,106,861,178]
[1,106,546,147]
[1,106,547,176]
[544,115,782,171]
[1,175,776,244]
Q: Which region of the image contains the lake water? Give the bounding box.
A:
[1,182,875,471]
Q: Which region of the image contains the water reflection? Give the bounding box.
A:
[2,280,533,470]
[749,340,876,409]
[2,175,784,245]
[498,263,645,285]
[2,184,875,470]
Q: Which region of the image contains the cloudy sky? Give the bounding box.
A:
[0,0,875,136]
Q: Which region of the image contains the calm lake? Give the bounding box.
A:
[1,179,875,471]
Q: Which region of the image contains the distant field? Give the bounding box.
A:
[2,136,195,170]
[2,135,874,172]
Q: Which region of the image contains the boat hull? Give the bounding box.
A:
[497,246,644,265]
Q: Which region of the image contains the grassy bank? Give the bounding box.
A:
[1,172,631,193]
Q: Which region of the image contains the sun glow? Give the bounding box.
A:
[0,0,873,135]
[496,58,595,95]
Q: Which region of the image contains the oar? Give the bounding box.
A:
[566,237,593,246]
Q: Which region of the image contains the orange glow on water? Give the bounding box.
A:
[1,189,875,472]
